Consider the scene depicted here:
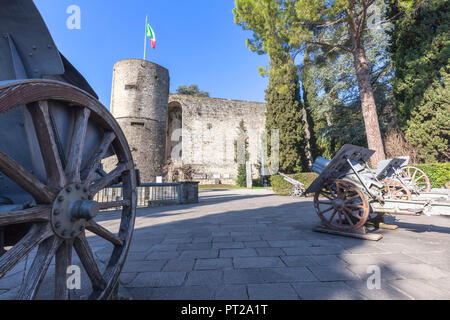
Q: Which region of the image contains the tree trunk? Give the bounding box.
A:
[301,107,314,167]
[350,29,386,166]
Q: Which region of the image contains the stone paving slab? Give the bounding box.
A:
[247,283,299,300]
[1,188,450,300]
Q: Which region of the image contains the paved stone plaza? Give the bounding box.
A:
[1,189,450,300]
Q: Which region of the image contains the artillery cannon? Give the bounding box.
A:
[306,145,450,240]
[278,173,306,197]
[0,0,136,299]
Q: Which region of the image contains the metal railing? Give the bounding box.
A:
[95,183,182,210]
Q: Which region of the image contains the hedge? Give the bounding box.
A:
[413,163,450,189]
[270,172,319,196]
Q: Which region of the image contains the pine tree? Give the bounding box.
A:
[388,0,450,162]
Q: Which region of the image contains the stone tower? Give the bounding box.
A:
[110,59,170,182]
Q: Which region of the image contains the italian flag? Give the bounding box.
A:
[146,23,156,49]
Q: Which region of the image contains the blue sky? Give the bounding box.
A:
[34,0,270,108]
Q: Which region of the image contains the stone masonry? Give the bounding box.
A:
[108,59,266,184]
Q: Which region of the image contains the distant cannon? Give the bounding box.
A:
[0,0,136,299]
[306,145,450,240]
[278,173,306,197]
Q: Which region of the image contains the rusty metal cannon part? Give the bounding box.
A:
[0,80,137,300]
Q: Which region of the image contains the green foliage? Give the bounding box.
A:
[236,165,247,187]
[414,163,450,188]
[234,119,250,164]
[388,0,450,162]
[270,172,319,195]
[252,178,264,187]
[176,84,209,97]
[265,56,309,173]
[235,0,389,163]
[234,0,312,172]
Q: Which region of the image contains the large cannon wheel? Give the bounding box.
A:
[400,166,431,193]
[0,80,136,300]
[314,179,369,232]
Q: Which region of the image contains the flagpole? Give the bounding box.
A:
[143,15,148,60]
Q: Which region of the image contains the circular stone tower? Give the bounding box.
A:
[110,59,170,182]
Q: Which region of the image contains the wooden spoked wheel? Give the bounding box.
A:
[0,80,136,300]
[400,166,431,193]
[382,180,412,200]
[314,180,369,232]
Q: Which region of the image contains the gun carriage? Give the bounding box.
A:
[0,0,137,299]
[306,145,450,240]
[279,173,306,197]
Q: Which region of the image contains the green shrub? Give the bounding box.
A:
[236,165,247,187]
[252,178,264,187]
[270,172,319,195]
[413,163,450,189]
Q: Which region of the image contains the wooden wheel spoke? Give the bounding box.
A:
[335,182,343,198]
[414,175,425,183]
[65,108,91,184]
[0,224,52,278]
[346,204,364,209]
[0,206,50,228]
[328,210,337,223]
[0,150,55,203]
[345,208,363,220]
[17,236,62,300]
[320,192,334,200]
[55,240,73,300]
[86,221,124,246]
[337,210,343,225]
[344,195,361,203]
[73,235,106,291]
[318,200,333,205]
[82,132,116,184]
[318,206,334,216]
[89,162,129,195]
[342,210,355,226]
[27,101,66,189]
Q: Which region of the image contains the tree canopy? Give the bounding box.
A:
[176,84,210,97]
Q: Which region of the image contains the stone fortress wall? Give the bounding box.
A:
[109,59,266,184]
[168,94,266,184]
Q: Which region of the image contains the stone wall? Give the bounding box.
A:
[167,94,266,184]
[108,59,267,185]
[110,59,170,182]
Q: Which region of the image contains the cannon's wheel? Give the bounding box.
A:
[0,80,136,300]
[290,185,305,197]
[368,180,413,224]
[314,180,369,232]
[400,166,431,193]
[382,180,412,200]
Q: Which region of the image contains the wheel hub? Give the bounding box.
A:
[51,183,99,239]
[333,199,345,210]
